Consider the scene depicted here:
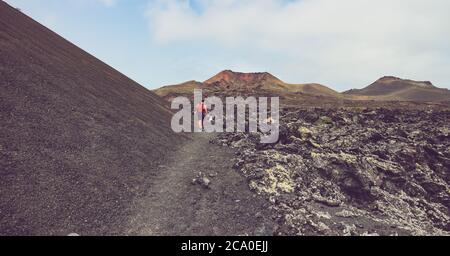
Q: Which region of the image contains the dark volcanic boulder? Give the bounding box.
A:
[213,106,450,235]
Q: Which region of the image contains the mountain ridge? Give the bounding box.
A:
[204,70,283,86]
[155,70,341,99]
[155,71,450,103]
[345,76,450,101]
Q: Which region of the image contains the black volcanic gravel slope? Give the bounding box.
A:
[0,1,184,235]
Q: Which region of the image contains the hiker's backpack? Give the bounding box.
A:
[196,103,206,113]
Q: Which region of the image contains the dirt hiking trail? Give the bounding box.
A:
[126,133,276,235]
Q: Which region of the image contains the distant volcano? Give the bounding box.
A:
[344,76,450,102]
[155,70,341,102]
[204,70,283,87]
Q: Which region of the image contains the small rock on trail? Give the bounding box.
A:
[192,172,212,189]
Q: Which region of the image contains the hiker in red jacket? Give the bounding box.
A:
[195,100,208,130]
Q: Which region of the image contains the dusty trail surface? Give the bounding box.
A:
[126,133,275,235]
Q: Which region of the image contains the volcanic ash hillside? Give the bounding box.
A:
[212,108,450,235]
[0,1,183,235]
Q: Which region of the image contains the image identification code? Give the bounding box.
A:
[181,240,269,254]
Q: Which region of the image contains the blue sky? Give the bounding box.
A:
[5,0,450,90]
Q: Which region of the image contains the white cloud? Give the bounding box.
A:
[145,0,450,90]
[97,0,117,7]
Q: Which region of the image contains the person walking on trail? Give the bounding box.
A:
[195,100,208,130]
